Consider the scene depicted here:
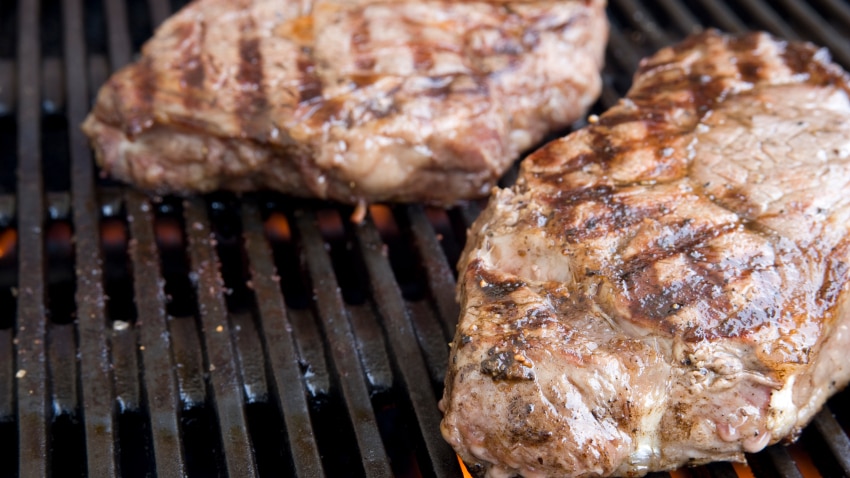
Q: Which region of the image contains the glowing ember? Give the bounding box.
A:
[0,228,17,259]
[154,218,184,248]
[458,455,473,478]
[265,212,291,242]
[100,219,128,248]
[368,205,399,237]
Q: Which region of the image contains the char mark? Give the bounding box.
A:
[236,18,268,140]
[297,56,323,103]
[477,272,526,299]
[621,224,736,333]
[543,186,670,244]
[781,41,850,92]
[349,8,375,77]
[125,56,157,137]
[819,237,850,315]
[727,33,764,83]
[181,20,206,109]
[480,348,534,381]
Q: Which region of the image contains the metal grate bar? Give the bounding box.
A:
[406,300,449,384]
[46,325,78,415]
[126,191,186,478]
[15,0,48,475]
[347,303,393,391]
[356,215,459,478]
[103,0,134,69]
[183,197,258,478]
[763,445,805,478]
[606,26,642,81]
[737,0,800,40]
[610,0,672,48]
[812,0,850,28]
[656,0,702,34]
[169,316,206,409]
[295,210,393,477]
[147,0,170,28]
[241,201,324,477]
[777,0,850,66]
[704,462,739,478]
[407,205,458,341]
[230,312,269,403]
[287,307,331,397]
[0,330,12,419]
[104,0,189,471]
[812,408,850,475]
[111,325,141,412]
[62,0,118,474]
[693,0,747,33]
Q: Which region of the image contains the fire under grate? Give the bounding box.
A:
[1,0,850,477]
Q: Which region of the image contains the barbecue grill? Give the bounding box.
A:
[2,0,850,476]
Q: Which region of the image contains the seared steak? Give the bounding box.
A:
[440,30,850,477]
[82,0,607,205]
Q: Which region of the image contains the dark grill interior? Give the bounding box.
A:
[2,0,850,477]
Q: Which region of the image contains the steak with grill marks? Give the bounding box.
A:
[81,0,607,205]
[439,30,850,477]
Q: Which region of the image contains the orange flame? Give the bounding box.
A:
[0,228,17,259]
[732,461,756,478]
[457,455,473,478]
[369,205,399,237]
[316,210,344,239]
[154,218,184,248]
[788,442,823,478]
[101,219,128,247]
[265,212,291,242]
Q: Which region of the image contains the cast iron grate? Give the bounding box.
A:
[1,0,850,477]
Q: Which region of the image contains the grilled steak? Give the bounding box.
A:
[439,30,850,477]
[81,0,607,205]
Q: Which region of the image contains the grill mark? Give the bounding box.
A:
[781,41,850,93]
[297,57,322,103]
[350,74,382,89]
[719,185,761,220]
[125,57,156,138]
[302,96,347,129]
[541,186,674,245]
[620,224,736,334]
[413,46,434,71]
[728,33,764,83]
[350,9,374,75]
[819,237,850,314]
[532,128,617,174]
[782,41,817,76]
[354,56,376,71]
[181,20,206,110]
[236,18,268,141]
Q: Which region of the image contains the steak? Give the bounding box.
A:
[81,0,607,205]
[439,30,850,477]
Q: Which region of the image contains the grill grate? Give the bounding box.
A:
[2,0,850,477]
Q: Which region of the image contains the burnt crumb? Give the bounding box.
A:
[461,334,473,345]
[481,348,534,381]
[508,396,553,444]
[478,275,526,297]
[466,461,486,478]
